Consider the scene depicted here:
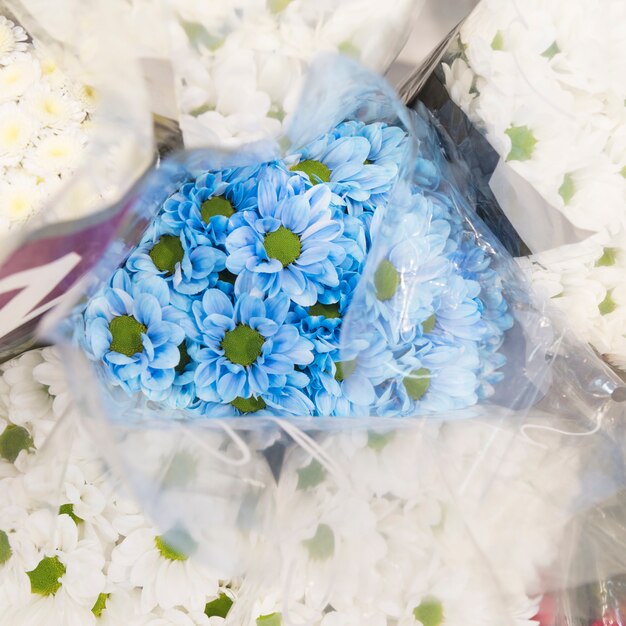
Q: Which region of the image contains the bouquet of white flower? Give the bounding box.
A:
[406,0,626,374]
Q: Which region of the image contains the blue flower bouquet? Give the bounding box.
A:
[75,57,526,420]
[47,54,626,598]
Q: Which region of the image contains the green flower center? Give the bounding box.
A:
[58,503,82,525]
[596,247,618,267]
[335,359,356,382]
[599,290,617,316]
[403,368,431,401]
[201,196,234,224]
[264,226,301,267]
[218,269,237,285]
[92,592,109,617]
[374,259,400,301]
[149,235,184,276]
[257,613,282,626]
[422,314,436,334]
[541,41,560,59]
[558,173,575,205]
[0,424,33,463]
[175,342,190,374]
[222,324,265,366]
[231,395,266,414]
[205,593,234,618]
[334,359,356,382]
[289,159,331,185]
[27,555,66,596]
[308,301,341,319]
[303,523,335,561]
[413,597,444,626]
[505,125,537,162]
[155,528,197,561]
[108,315,146,357]
[491,30,504,50]
[367,431,395,451]
[297,459,326,490]
[0,530,11,565]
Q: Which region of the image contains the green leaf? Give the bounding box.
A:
[367,431,395,451]
[91,592,109,617]
[413,597,444,626]
[303,524,335,561]
[0,530,12,565]
[403,368,431,401]
[27,556,66,596]
[58,503,82,525]
[558,173,575,205]
[257,613,282,626]
[297,459,326,490]
[205,593,233,618]
[621,165,626,179]
[541,41,559,59]
[505,125,537,162]
[491,31,504,50]
[599,290,617,316]
[0,424,33,463]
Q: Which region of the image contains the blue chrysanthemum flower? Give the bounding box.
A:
[161,164,262,248]
[84,269,186,398]
[375,338,481,415]
[306,333,394,416]
[288,120,408,216]
[126,220,226,296]
[225,181,347,306]
[363,204,452,346]
[192,289,314,406]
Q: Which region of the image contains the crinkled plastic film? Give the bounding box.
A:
[45,55,626,625]
[0,0,153,359]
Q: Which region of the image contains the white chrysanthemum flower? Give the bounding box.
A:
[1,510,107,626]
[22,129,86,178]
[0,16,28,65]
[1,350,52,424]
[32,44,66,90]
[0,171,43,229]
[32,346,74,420]
[24,84,85,130]
[108,526,220,613]
[0,55,39,102]
[0,102,38,165]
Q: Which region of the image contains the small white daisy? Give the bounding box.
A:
[0,16,28,65]
[0,102,38,166]
[22,128,86,178]
[108,525,220,613]
[0,55,39,103]
[24,84,85,130]
[0,171,43,228]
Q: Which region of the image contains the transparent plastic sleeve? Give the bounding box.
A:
[0,0,153,358]
[44,55,626,625]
